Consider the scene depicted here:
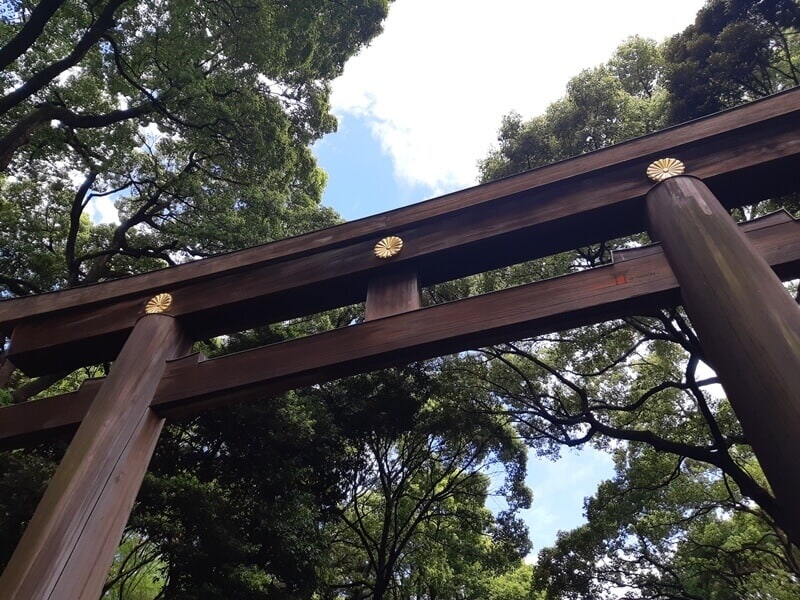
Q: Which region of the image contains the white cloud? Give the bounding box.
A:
[87,195,119,224]
[331,0,706,193]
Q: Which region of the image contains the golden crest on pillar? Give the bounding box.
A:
[145,293,173,314]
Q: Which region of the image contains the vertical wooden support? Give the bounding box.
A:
[0,356,14,388]
[365,267,421,321]
[0,314,189,600]
[646,175,800,541]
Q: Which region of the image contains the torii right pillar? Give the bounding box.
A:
[646,172,800,544]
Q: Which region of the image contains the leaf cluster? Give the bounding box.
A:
[473,3,800,596]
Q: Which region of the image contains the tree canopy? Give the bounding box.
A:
[474,1,800,597]
[663,0,800,122]
[315,364,532,600]
[0,0,390,299]
[2,0,800,598]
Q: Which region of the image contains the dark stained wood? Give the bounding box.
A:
[0,315,189,600]
[0,357,14,388]
[365,267,421,321]
[2,212,797,449]
[646,177,800,545]
[53,411,165,599]
[0,379,98,448]
[4,88,800,375]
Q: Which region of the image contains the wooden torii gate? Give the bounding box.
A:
[2,88,800,598]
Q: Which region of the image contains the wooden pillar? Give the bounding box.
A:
[0,356,14,388]
[0,313,189,600]
[365,266,421,321]
[646,175,800,541]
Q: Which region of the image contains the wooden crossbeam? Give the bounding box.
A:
[2,211,797,450]
[3,88,800,375]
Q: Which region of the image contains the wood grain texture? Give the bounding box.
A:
[2,213,797,448]
[0,315,189,600]
[647,177,800,546]
[4,88,800,374]
[365,267,421,321]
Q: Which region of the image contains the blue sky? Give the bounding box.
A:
[313,0,706,554]
[314,113,430,221]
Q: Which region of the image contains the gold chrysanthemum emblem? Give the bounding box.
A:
[145,293,173,314]
[374,236,404,259]
[647,158,686,182]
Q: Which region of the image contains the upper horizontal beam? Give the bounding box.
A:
[2,212,797,449]
[4,88,800,374]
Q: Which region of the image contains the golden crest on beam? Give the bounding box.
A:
[374,236,404,259]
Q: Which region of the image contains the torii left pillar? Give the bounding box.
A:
[0,313,189,599]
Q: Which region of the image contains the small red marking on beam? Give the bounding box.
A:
[615,274,627,285]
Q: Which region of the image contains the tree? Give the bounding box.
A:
[132,386,359,598]
[488,564,541,600]
[0,0,388,301]
[474,7,800,596]
[533,446,800,600]
[663,0,800,123]
[103,532,166,600]
[0,0,378,389]
[479,36,669,182]
[315,364,532,600]
[0,1,393,595]
[0,0,388,402]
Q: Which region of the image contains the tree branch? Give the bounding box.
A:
[0,274,42,296]
[0,0,68,71]
[10,370,71,403]
[0,0,130,118]
[66,170,99,285]
[0,101,152,171]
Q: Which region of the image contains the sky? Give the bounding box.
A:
[313,0,707,554]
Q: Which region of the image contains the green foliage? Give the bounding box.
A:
[103,532,166,600]
[0,1,393,597]
[475,4,800,598]
[129,386,363,598]
[4,2,800,598]
[664,0,800,122]
[487,564,542,600]
[534,447,800,600]
[0,448,59,564]
[0,0,388,294]
[315,364,532,600]
[479,36,669,182]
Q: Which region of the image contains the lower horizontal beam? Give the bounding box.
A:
[2,212,798,449]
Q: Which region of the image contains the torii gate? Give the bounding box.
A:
[2,88,800,598]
